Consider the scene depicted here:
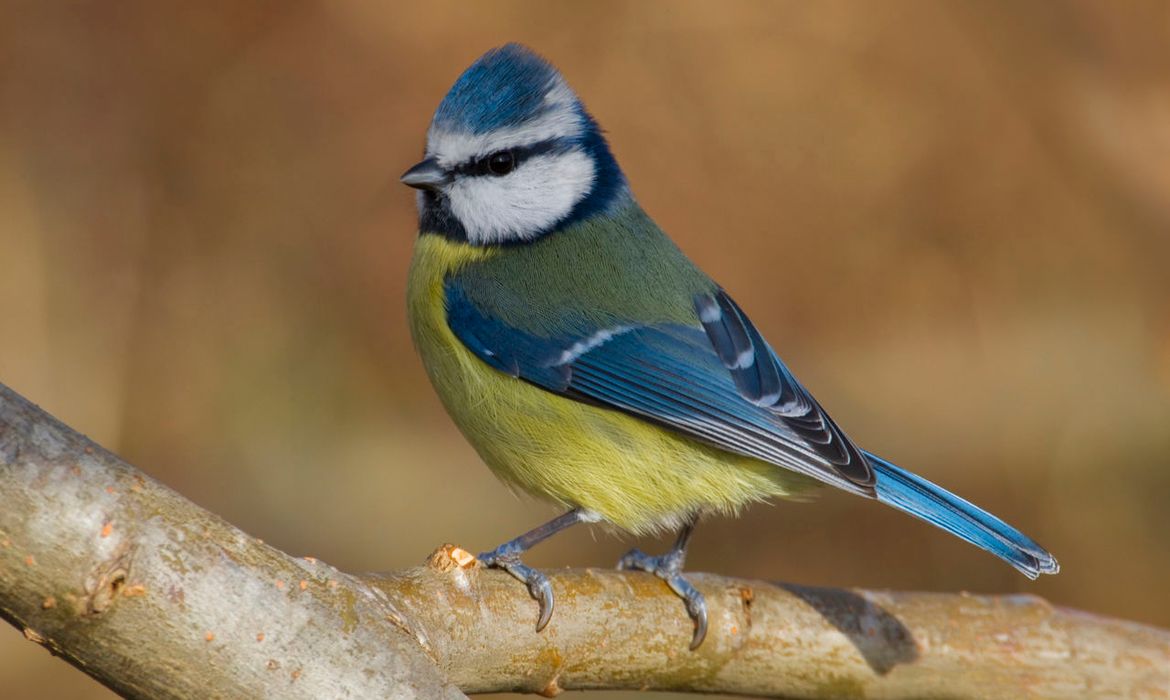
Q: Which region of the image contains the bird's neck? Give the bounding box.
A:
[556,126,628,233]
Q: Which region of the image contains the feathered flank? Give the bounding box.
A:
[407,233,818,536]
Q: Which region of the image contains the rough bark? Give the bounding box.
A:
[1,382,1167,699]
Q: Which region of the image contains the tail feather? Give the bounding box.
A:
[866,451,1059,578]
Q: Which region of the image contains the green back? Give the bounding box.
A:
[452,200,716,337]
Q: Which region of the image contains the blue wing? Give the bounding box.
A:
[446,282,1059,578]
[447,283,875,494]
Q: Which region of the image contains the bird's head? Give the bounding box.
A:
[402,44,627,245]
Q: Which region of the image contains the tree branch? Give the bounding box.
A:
[1,381,1167,698]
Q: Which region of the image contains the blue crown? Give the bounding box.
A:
[433,44,569,134]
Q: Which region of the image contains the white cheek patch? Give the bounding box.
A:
[447,150,596,245]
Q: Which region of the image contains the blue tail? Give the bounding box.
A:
[865,451,1059,578]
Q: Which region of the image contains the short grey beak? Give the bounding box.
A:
[400,158,451,191]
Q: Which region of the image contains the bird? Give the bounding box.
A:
[401,43,1058,650]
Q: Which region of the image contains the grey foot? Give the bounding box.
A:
[478,547,555,631]
[618,547,708,649]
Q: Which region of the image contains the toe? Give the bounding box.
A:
[664,575,708,650]
[617,548,657,572]
[477,553,556,633]
[476,548,508,568]
[616,548,642,570]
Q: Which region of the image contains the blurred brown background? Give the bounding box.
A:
[1,1,1168,698]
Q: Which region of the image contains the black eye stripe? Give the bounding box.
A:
[452,138,573,177]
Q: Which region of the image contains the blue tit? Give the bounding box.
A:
[401,44,1058,649]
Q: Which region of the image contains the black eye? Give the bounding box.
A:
[486,150,515,176]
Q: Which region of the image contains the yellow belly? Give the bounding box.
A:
[406,234,814,535]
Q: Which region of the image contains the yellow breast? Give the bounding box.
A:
[406,233,813,535]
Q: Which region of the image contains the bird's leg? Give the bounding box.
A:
[477,508,587,632]
[617,516,708,649]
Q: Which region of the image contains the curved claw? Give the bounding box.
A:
[690,613,708,650]
[478,549,556,633]
[528,572,554,631]
[679,582,709,650]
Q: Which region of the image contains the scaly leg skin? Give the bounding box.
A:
[618,517,708,650]
[477,508,586,632]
